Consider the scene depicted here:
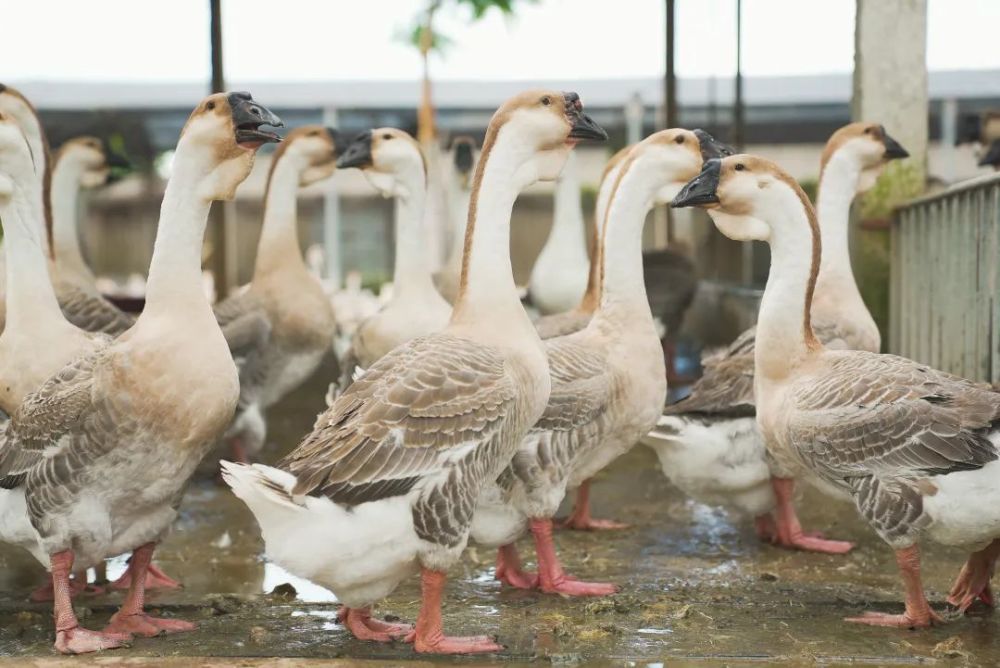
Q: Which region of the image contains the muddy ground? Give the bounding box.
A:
[1,360,998,666]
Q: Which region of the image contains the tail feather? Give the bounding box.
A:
[220,461,304,512]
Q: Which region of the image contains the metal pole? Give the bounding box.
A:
[733,0,744,150]
[664,0,677,129]
[209,0,233,297]
[322,106,343,287]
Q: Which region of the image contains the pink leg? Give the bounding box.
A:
[769,477,853,554]
[530,518,618,596]
[50,550,132,654]
[104,543,197,637]
[494,544,538,589]
[337,606,412,642]
[404,569,502,654]
[109,560,182,591]
[30,571,103,602]
[230,437,250,464]
[846,545,944,628]
[558,480,629,531]
[947,539,1000,613]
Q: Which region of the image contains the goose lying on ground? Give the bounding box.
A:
[222,90,607,654]
[646,124,908,554]
[472,128,726,596]
[336,128,452,389]
[0,92,282,654]
[672,153,1000,629]
[213,125,342,462]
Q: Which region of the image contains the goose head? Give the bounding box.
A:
[0,112,38,200]
[672,155,813,243]
[56,136,130,189]
[273,125,344,187]
[821,122,909,193]
[337,127,425,199]
[177,92,283,201]
[0,84,46,180]
[627,128,733,205]
[486,90,607,189]
[448,135,478,190]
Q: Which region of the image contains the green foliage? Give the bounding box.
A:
[857,228,891,350]
[798,177,818,204]
[859,160,923,220]
[402,0,535,54]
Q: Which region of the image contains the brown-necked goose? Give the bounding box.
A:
[222,90,606,654]
[0,92,282,653]
[471,128,727,596]
[646,124,908,554]
[672,153,1000,628]
[433,135,478,305]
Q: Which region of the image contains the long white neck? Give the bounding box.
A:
[0,180,65,332]
[391,164,437,297]
[595,160,656,321]
[452,133,533,327]
[254,153,308,279]
[752,189,821,382]
[51,158,97,284]
[445,180,471,266]
[580,165,621,312]
[3,103,51,258]
[141,153,213,319]
[814,152,864,304]
[543,154,588,264]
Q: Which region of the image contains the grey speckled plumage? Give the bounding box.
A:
[533,310,592,341]
[55,283,135,336]
[281,333,527,548]
[780,351,1000,545]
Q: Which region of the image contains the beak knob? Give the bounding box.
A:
[694,129,735,161]
[336,130,374,170]
[563,92,608,142]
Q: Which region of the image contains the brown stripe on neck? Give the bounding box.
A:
[774,170,823,350]
[594,148,640,307]
[6,88,56,259]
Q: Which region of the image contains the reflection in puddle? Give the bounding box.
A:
[263,562,338,603]
[637,628,674,636]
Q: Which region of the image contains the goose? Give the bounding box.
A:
[645,124,908,554]
[49,136,136,335]
[0,92,282,654]
[472,128,728,595]
[212,125,342,462]
[335,128,452,388]
[432,136,477,304]
[672,153,1000,628]
[221,90,607,654]
[527,150,590,315]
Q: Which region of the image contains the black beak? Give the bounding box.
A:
[229,92,283,146]
[454,139,474,174]
[564,92,608,142]
[881,127,909,161]
[336,130,374,169]
[671,159,722,208]
[325,127,347,158]
[694,129,735,161]
[980,139,1000,169]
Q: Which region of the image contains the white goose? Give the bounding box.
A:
[645,123,908,552]
[471,128,726,595]
[336,128,452,387]
[212,125,342,462]
[527,150,590,315]
[672,153,1000,629]
[432,136,478,304]
[222,90,607,654]
[0,92,282,654]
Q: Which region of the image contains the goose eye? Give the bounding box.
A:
[863,127,874,135]
[734,163,746,171]
[206,101,216,111]
[674,135,685,145]
[382,133,393,140]
[541,96,551,106]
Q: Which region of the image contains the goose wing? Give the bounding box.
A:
[280,333,517,506]
[0,346,110,487]
[665,327,756,417]
[534,310,591,341]
[534,337,611,433]
[57,284,135,336]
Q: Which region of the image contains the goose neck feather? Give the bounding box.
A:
[253,150,310,280]
[50,155,97,286]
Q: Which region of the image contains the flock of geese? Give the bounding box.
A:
[0,82,997,656]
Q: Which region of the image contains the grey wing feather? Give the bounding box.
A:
[58,285,135,336]
[534,311,592,340]
[280,334,517,506]
[214,290,260,328]
[666,327,756,417]
[222,311,272,358]
[534,337,610,432]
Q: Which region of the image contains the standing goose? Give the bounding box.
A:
[336,128,452,387]
[646,124,908,553]
[213,125,342,462]
[432,135,477,304]
[473,128,727,595]
[672,154,1000,629]
[222,90,607,654]
[527,150,590,315]
[0,92,282,654]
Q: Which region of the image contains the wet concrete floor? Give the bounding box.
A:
[1,360,998,665]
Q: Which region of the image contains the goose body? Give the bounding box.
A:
[0,92,282,653]
[224,90,607,653]
[213,126,341,459]
[474,129,726,594]
[673,149,1000,627]
[645,123,903,549]
[337,129,452,388]
[528,151,590,315]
